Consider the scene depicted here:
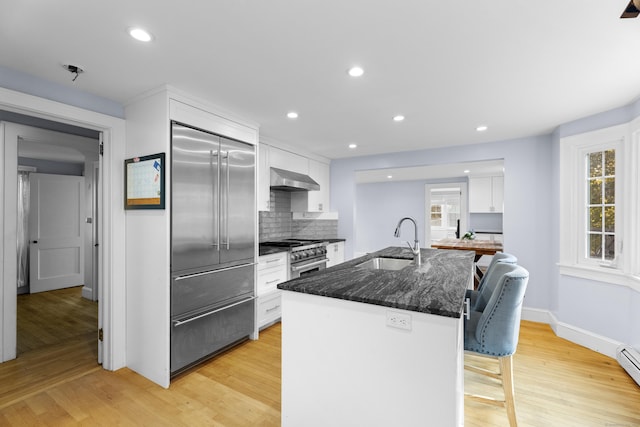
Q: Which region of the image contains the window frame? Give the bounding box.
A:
[578,143,622,268]
[559,121,640,291]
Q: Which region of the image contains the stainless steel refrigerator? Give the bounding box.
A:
[170,122,256,376]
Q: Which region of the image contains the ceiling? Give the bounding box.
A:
[356,159,504,184]
[2,1,640,160]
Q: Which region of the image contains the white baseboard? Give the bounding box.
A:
[521,307,622,359]
[81,286,93,300]
[521,307,553,324]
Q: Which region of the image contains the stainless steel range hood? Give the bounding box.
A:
[270,167,320,191]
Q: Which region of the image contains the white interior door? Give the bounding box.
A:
[29,173,85,293]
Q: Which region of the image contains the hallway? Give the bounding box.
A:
[0,287,99,408]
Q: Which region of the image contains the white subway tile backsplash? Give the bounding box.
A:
[259,190,338,242]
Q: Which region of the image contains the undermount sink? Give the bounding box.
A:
[356,257,414,271]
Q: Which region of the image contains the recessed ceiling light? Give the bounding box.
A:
[464,170,470,174]
[393,115,405,122]
[348,143,358,149]
[128,27,153,42]
[476,125,488,132]
[387,175,393,179]
[287,111,299,119]
[348,66,364,77]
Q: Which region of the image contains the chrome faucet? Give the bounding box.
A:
[394,217,421,266]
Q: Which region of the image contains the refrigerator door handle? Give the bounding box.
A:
[173,262,257,281]
[211,149,220,249]
[172,296,255,327]
[221,150,230,250]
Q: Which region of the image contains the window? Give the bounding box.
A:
[585,149,616,262]
[560,121,640,289]
[425,183,467,245]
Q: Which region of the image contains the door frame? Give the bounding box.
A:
[0,87,126,370]
[424,182,468,246]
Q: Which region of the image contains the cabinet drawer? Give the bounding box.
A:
[171,297,254,375]
[257,267,287,295]
[258,252,287,270]
[258,292,282,328]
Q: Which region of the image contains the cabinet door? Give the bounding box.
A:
[258,292,282,329]
[292,159,330,212]
[491,176,504,213]
[258,143,270,211]
[326,242,345,267]
[469,177,492,213]
[269,146,308,174]
[307,159,330,211]
[258,252,288,295]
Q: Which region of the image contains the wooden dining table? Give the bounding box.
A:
[431,238,503,288]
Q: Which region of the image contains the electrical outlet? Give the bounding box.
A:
[386,310,411,331]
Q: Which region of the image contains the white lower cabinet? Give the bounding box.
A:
[257,251,288,329]
[258,291,282,329]
[326,241,345,267]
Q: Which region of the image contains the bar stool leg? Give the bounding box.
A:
[500,355,518,427]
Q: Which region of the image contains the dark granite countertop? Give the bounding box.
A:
[277,246,474,318]
[259,238,346,256]
[322,238,346,243]
[258,246,289,256]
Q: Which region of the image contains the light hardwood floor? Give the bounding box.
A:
[1,295,639,426]
[0,287,100,409]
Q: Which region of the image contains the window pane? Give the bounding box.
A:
[589,152,602,178]
[604,206,615,232]
[431,206,442,227]
[604,177,615,204]
[589,207,602,232]
[589,234,602,258]
[604,235,615,260]
[605,149,615,176]
[589,179,602,204]
[447,213,458,228]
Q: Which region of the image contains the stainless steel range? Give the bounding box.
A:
[261,239,328,279]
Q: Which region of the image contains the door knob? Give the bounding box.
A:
[32,240,38,244]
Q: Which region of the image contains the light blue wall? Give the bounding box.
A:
[332,135,553,311]
[0,65,124,118]
[551,101,640,348]
[333,99,640,349]
[355,180,427,255]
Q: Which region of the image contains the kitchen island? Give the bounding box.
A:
[278,246,474,427]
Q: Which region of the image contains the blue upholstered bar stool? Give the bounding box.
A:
[465,252,517,310]
[464,264,529,427]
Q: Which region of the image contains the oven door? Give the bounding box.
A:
[290,257,327,279]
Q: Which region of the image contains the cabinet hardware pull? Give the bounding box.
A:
[172,296,255,327]
[173,263,256,281]
[266,305,281,313]
[291,258,328,272]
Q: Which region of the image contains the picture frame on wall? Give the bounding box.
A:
[124,152,165,210]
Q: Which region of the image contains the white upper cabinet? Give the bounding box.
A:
[269,146,309,174]
[469,176,504,213]
[258,143,271,211]
[259,141,332,213]
[292,159,330,212]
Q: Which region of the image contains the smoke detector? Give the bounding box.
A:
[62,63,84,81]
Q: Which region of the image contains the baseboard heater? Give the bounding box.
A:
[616,345,640,386]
